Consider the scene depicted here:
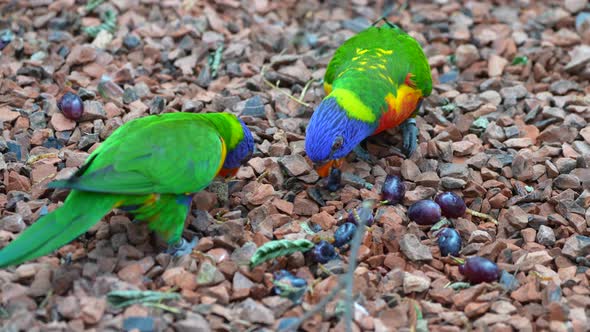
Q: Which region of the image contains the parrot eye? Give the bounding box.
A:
[332,136,344,151]
[327,135,344,160]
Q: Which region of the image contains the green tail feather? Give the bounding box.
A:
[0,191,120,268]
[46,179,71,189]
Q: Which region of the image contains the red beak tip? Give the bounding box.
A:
[315,161,336,178]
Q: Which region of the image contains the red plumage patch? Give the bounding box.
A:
[374,107,400,134]
[404,73,417,88]
[373,83,422,135]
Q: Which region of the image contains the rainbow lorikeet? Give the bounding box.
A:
[0,112,254,268]
[305,22,432,177]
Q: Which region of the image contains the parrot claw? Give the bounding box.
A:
[401,118,418,157]
[352,145,377,164]
[166,238,197,257]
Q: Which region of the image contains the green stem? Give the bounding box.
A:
[449,256,464,265]
[143,302,181,314]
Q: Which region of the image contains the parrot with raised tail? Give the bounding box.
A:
[0,112,254,268]
[305,21,432,178]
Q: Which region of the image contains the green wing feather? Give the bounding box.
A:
[49,113,225,195]
[0,191,120,267]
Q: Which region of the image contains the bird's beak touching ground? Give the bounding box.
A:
[314,158,344,177]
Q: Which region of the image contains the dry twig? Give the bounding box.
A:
[260,65,312,107]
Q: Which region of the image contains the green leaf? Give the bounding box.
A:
[0,306,9,319]
[250,239,315,268]
[445,281,471,290]
[511,56,528,65]
[413,302,423,320]
[471,117,490,130]
[208,43,224,79]
[441,103,456,113]
[300,221,316,235]
[106,290,181,309]
[411,301,429,332]
[85,0,105,12]
[83,9,117,38]
[448,54,456,66]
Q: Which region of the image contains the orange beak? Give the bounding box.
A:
[315,159,343,177]
[218,167,239,178]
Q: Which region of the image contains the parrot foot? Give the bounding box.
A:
[166,238,197,257]
[401,118,418,157]
[352,145,377,164]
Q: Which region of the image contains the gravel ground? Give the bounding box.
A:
[0,0,589,331]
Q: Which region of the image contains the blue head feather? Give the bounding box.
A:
[223,118,255,169]
[305,97,376,164]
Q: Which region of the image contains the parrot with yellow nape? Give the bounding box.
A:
[305,20,432,179]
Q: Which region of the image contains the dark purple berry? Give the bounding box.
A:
[437,228,462,257]
[346,201,375,226]
[407,199,442,225]
[459,256,500,284]
[58,92,84,120]
[333,222,357,247]
[346,212,355,224]
[381,175,405,205]
[326,168,342,192]
[434,192,466,218]
[310,240,337,264]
